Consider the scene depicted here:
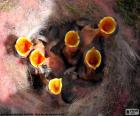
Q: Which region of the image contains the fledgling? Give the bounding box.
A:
[0,0,140,116]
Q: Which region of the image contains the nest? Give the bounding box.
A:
[25,17,110,103]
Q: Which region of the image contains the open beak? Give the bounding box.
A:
[64,30,80,53]
[84,47,102,70]
[98,16,117,38]
[48,78,62,95]
[15,36,33,57]
[29,49,46,68]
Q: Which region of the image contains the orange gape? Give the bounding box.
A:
[15,36,33,57]
[98,16,117,37]
[65,30,80,49]
[29,49,46,68]
[85,47,102,70]
[48,78,62,95]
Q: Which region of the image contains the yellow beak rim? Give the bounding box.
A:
[48,78,62,95]
[64,30,80,48]
[15,36,33,57]
[29,49,46,68]
[85,47,102,70]
[98,16,117,35]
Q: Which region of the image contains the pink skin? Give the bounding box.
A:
[46,52,65,74]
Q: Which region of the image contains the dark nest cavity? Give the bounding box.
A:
[27,18,106,104]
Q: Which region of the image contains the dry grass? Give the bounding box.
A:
[0,0,17,11]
